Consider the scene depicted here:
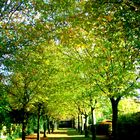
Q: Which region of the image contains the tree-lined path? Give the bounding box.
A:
[16,128,109,140]
[1,0,140,140]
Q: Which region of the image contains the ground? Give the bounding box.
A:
[16,128,109,140]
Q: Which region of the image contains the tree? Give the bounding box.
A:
[4,43,58,140]
[56,1,140,139]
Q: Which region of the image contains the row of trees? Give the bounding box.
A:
[0,0,140,140]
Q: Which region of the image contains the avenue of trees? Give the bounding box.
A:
[0,0,140,140]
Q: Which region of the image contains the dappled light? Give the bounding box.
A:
[16,128,109,140]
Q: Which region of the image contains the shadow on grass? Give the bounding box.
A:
[40,131,67,135]
[67,128,109,140]
[47,128,109,140]
[47,137,108,140]
[48,132,68,135]
[67,129,80,136]
[47,137,90,140]
[46,128,90,140]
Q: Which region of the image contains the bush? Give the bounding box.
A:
[117,112,140,140]
[96,120,112,136]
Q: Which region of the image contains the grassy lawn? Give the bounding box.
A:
[46,128,109,140]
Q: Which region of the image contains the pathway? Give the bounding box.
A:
[16,128,109,140]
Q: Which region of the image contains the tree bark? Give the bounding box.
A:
[110,97,121,140]
[22,120,27,140]
[84,114,88,138]
[47,116,50,134]
[91,107,96,140]
[72,118,75,128]
[43,120,47,137]
[37,104,41,140]
[21,108,27,140]
[78,114,80,132]
[80,114,83,134]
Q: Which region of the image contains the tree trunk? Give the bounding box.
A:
[43,120,47,137]
[78,114,80,132]
[110,97,121,140]
[72,118,75,128]
[84,114,88,138]
[80,114,83,134]
[91,107,96,140]
[21,108,27,140]
[50,121,54,133]
[37,105,41,140]
[22,120,27,140]
[47,116,50,134]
